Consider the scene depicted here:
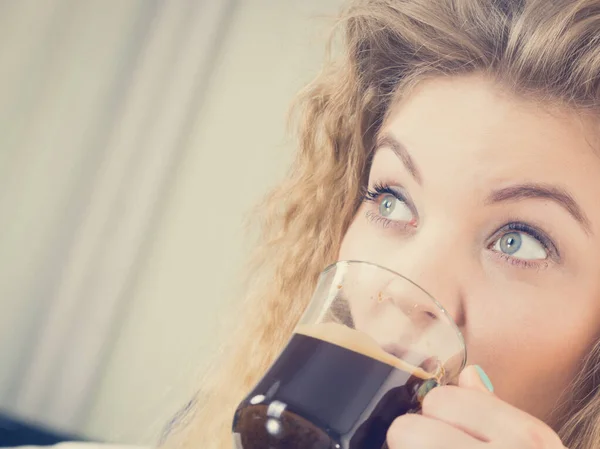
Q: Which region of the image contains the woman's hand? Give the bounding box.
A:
[387,365,567,449]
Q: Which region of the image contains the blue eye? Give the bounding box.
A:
[492,231,547,260]
[364,183,416,228]
[378,194,413,222]
[499,232,521,254]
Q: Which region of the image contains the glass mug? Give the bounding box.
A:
[232,260,466,449]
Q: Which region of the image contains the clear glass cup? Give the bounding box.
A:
[232,260,466,449]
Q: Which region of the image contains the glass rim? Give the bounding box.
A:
[322,259,467,373]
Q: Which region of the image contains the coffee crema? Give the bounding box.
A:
[295,323,435,380]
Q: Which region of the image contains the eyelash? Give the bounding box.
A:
[364,183,416,230]
[363,183,559,269]
[364,183,402,203]
[488,222,556,270]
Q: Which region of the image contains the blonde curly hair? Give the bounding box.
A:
[165,1,600,448]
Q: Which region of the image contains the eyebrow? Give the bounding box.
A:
[487,183,592,235]
[374,134,422,184]
[375,133,592,236]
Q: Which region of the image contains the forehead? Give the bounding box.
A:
[379,75,600,216]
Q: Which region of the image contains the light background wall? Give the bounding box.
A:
[83,0,346,443]
[0,0,345,444]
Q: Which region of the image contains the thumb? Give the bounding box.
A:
[458,365,495,394]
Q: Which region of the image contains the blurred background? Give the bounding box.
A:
[0,0,344,445]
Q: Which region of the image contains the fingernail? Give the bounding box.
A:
[475,365,494,392]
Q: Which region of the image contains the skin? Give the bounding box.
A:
[337,74,600,447]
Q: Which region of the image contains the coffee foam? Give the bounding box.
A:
[295,322,435,380]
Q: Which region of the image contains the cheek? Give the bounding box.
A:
[338,208,389,262]
[338,213,407,328]
[465,282,600,420]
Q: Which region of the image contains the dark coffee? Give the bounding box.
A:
[232,324,439,449]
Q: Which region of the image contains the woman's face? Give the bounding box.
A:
[338,74,600,425]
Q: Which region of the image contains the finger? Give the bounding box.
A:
[387,413,483,449]
[422,385,557,445]
[459,365,494,394]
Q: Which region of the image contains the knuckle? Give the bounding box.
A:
[421,384,455,410]
[514,422,557,449]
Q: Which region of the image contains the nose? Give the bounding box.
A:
[380,231,467,328]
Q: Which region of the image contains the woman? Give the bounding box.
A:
[165,0,600,448]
